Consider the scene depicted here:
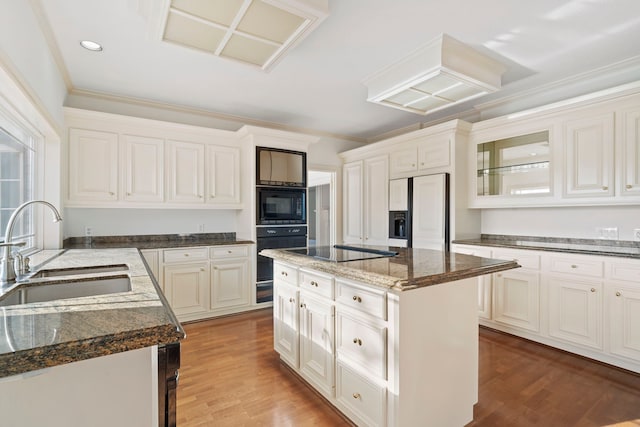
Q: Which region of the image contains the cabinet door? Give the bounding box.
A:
[620,107,640,197]
[68,128,118,201]
[343,161,363,244]
[564,112,614,197]
[206,145,240,205]
[211,258,249,309]
[418,134,450,170]
[299,292,335,397]
[363,155,389,245]
[388,178,408,211]
[166,140,205,203]
[389,147,417,176]
[273,282,299,368]
[453,245,493,320]
[493,269,540,332]
[547,276,602,349]
[163,262,210,317]
[608,283,640,361]
[412,174,446,250]
[122,135,164,202]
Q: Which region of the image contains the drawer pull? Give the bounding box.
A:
[227,250,232,254]
[310,281,318,287]
[570,265,577,269]
[352,295,362,303]
[352,338,362,346]
[616,291,622,297]
[627,184,633,189]
[201,268,206,271]
[300,303,307,309]
[288,298,295,303]
[184,253,189,257]
[352,392,361,400]
[602,186,608,191]
[590,288,596,293]
[281,271,288,277]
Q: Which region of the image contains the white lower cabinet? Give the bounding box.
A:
[299,291,335,397]
[467,244,640,373]
[336,360,386,427]
[159,244,253,322]
[272,261,480,426]
[273,281,299,368]
[452,245,492,319]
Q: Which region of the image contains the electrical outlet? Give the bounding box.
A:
[198,224,205,233]
[85,226,93,236]
[633,228,640,241]
[596,227,618,240]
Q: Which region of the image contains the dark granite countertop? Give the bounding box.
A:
[0,248,185,378]
[453,234,640,259]
[260,246,519,292]
[63,232,254,249]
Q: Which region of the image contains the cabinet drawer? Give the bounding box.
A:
[549,256,604,278]
[299,269,334,299]
[609,259,640,283]
[163,247,209,263]
[337,311,387,379]
[336,361,386,427]
[210,245,249,259]
[493,249,540,270]
[336,280,386,320]
[274,262,298,286]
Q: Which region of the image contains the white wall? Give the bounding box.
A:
[481,206,640,241]
[0,0,67,129]
[63,208,238,238]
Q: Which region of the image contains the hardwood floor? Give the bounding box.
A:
[177,308,640,427]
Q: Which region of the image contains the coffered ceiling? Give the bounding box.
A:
[35,0,640,142]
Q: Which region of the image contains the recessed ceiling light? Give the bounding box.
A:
[80,40,103,51]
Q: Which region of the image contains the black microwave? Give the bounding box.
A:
[256,147,306,187]
[256,187,306,225]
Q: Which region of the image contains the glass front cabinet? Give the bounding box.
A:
[470,126,555,207]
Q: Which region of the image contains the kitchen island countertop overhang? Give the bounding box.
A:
[260,245,520,291]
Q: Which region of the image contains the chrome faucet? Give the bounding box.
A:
[0,200,62,284]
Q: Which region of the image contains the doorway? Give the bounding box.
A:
[308,169,336,247]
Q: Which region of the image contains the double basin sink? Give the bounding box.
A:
[0,264,131,307]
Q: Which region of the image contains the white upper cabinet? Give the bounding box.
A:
[122,135,164,203]
[206,145,241,205]
[69,129,119,202]
[389,133,451,178]
[166,140,205,203]
[412,174,447,251]
[563,112,615,198]
[619,106,640,197]
[66,110,243,208]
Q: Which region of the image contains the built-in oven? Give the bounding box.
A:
[256,225,307,303]
[256,187,306,225]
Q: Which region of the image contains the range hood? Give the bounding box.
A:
[363,34,506,115]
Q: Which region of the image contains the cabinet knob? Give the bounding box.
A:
[289,298,294,303]
[281,271,288,277]
[201,267,206,271]
[184,253,189,257]
[127,192,131,196]
[310,281,318,287]
[109,192,115,196]
[352,296,362,303]
[497,273,502,277]
[570,265,577,269]
[210,194,215,198]
[352,338,362,346]
[590,288,596,293]
[420,162,424,166]
[616,291,622,297]
[227,250,232,254]
[602,186,608,191]
[352,393,361,400]
[411,164,415,167]
[300,303,306,308]
[199,195,203,199]
[626,184,633,189]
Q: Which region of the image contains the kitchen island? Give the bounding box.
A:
[0,248,184,427]
[260,246,519,427]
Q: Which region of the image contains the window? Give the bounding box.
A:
[0,125,35,249]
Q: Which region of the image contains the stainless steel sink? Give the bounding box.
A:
[30,264,129,278]
[0,276,131,307]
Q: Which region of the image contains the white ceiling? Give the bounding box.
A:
[37,0,640,142]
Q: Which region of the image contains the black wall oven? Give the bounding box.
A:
[256,225,307,303]
[256,187,306,225]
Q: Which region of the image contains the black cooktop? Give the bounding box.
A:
[288,245,398,262]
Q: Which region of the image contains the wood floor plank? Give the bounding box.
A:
[177,308,640,426]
